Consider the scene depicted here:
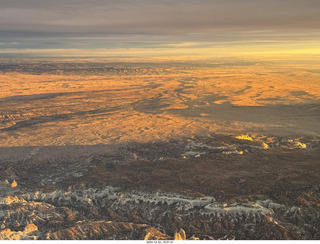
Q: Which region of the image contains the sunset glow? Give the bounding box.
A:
[1,0,320,241]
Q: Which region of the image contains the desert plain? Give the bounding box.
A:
[0,58,319,240]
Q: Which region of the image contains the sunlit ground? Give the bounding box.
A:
[0,57,319,147]
[0,55,320,240]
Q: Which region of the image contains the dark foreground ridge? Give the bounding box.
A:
[0,134,319,240]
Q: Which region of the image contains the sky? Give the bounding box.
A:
[0,0,320,58]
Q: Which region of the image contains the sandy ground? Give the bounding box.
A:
[0,60,320,147]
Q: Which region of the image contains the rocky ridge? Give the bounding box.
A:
[0,183,319,240]
[0,134,319,240]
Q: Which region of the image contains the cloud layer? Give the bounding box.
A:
[0,0,320,49]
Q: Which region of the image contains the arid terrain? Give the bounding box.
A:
[0,59,319,240]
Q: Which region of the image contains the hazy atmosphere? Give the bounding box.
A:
[1,0,320,55]
[0,0,319,241]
